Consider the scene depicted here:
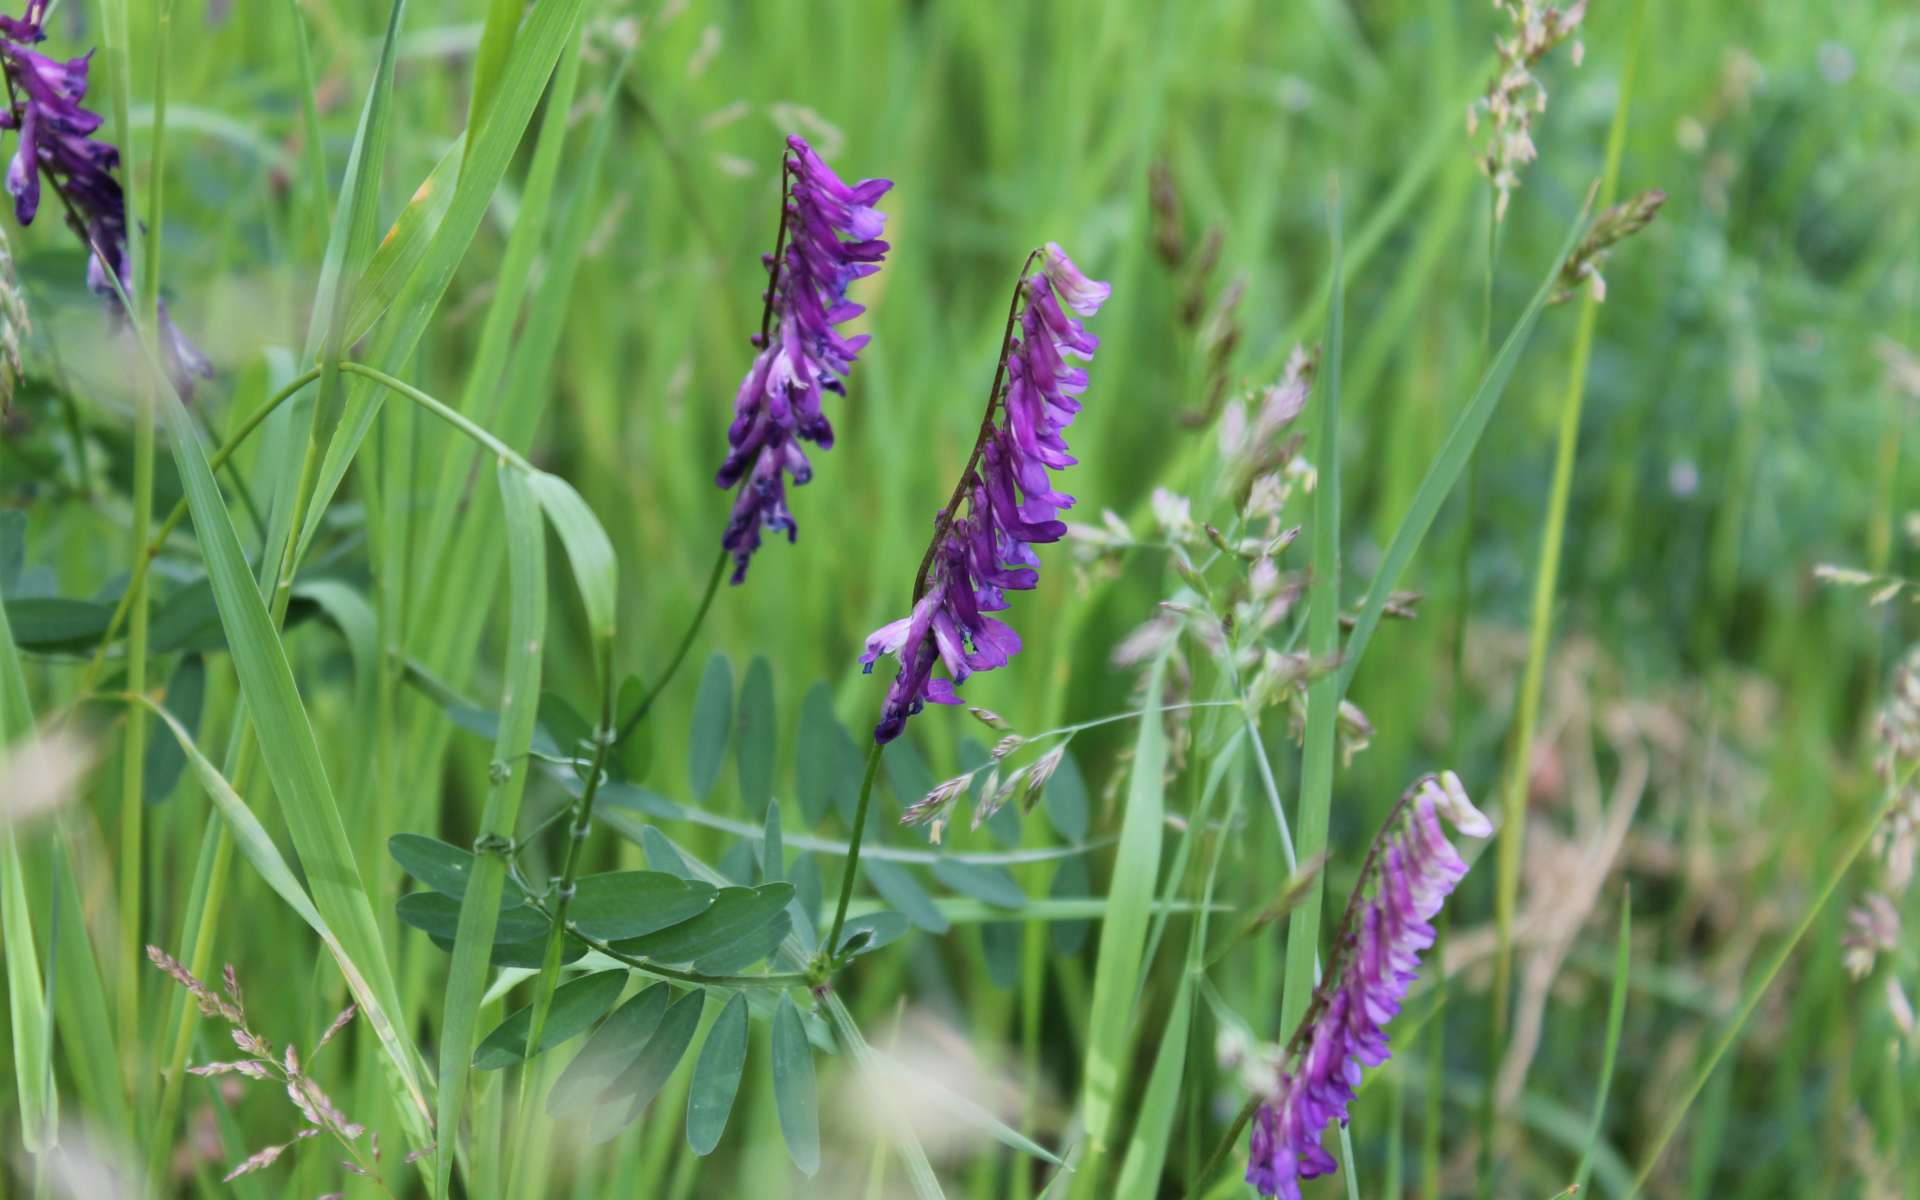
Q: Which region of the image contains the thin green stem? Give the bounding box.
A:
[339,361,533,471]
[619,548,728,739]
[828,743,886,958]
[509,639,613,1195]
[520,641,617,1068]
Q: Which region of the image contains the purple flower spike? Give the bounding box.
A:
[718,135,891,584]
[1246,773,1492,1199]
[862,244,1108,744]
[1,2,212,399]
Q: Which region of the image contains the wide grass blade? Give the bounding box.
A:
[1074,661,1167,1188]
[1112,970,1191,1196]
[528,471,620,642]
[434,465,549,1199]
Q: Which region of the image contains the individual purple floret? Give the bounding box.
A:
[1247,772,1492,1199]
[860,244,1109,743]
[0,1,211,398]
[717,134,891,583]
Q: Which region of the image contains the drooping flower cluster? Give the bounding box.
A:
[861,244,1109,744]
[717,135,890,583]
[1247,773,1491,1199]
[0,1,211,397]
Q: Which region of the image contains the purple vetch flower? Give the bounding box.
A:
[1246,772,1491,1200]
[860,244,1109,744]
[717,134,890,583]
[0,1,211,398]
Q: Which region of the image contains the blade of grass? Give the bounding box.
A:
[466,0,527,139]
[1114,917,1195,1196]
[0,597,56,1156]
[1335,192,1596,698]
[410,37,585,615]
[1072,660,1167,1192]
[296,0,590,564]
[48,831,131,1147]
[132,694,425,1115]
[1278,181,1344,1050]
[156,375,431,1133]
[435,464,548,1200]
[1575,887,1631,1192]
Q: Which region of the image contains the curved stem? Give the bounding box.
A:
[827,743,886,957]
[338,361,532,471]
[910,247,1044,602]
[618,547,728,740]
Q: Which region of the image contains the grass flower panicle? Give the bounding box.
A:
[861,243,1109,744]
[1246,772,1490,1199]
[1467,0,1587,221]
[717,133,891,583]
[0,0,211,397]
